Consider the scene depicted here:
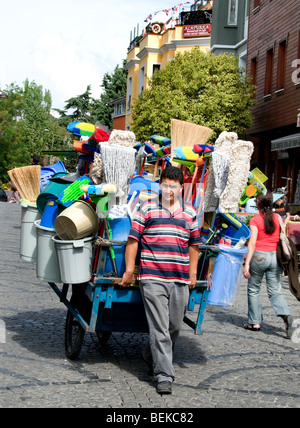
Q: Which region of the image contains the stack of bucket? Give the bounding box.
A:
[20,162,100,285]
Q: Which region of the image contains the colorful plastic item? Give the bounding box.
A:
[174,146,199,161]
[58,176,92,207]
[149,135,171,146]
[156,145,171,157]
[67,122,96,137]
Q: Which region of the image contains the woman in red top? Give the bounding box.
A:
[243,192,293,337]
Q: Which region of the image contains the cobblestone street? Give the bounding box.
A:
[0,202,299,409]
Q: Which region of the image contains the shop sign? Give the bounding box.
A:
[297,112,300,127]
[183,24,212,38]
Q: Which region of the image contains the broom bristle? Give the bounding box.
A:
[171,119,213,164]
[8,166,41,202]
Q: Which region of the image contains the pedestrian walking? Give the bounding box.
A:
[243,192,293,337]
[120,166,201,394]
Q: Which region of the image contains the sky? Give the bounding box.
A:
[0,0,194,113]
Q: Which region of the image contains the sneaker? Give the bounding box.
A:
[156,381,172,394]
[286,315,294,339]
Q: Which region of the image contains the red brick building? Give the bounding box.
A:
[246,0,300,204]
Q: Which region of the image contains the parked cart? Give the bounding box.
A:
[48,242,219,360]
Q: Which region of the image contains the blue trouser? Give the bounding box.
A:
[247,250,290,325]
[140,279,189,383]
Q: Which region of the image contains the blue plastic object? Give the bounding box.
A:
[208,245,248,307]
[222,221,251,244]
[40,197,59,228]
[104,216,132,277]
[128,176,160,200]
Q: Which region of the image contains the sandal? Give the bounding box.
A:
[244,324,261,331]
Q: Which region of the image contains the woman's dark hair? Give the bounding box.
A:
[256,192,276,234]
[160,166,183,185]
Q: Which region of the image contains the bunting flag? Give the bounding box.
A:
[144,1,198,23]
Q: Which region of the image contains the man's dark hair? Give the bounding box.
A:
[160,166,183,185]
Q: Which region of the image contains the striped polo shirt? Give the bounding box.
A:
[129,196,201,284]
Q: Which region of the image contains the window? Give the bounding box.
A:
[228,0,238,25]
[127,76,132,113]
[276,40,287,90]
[298,30,300,61]
[152,64,161,75]
[250,57,257,95]
[264,48,274,96]
[253,0,260,9]
[140,66,145,93]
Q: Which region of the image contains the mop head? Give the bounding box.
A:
[203,131,253,213]
[101,144,136,205]
[212,152,230,198]
[90,152,103,184]
[108,130,136,148]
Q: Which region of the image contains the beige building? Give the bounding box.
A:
[125,24,211,130]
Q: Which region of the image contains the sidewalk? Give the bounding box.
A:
[0,202,299,408]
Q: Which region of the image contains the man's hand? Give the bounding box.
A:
[119,272,133,288]
[189,273,197,290]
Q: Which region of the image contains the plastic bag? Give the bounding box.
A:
[207,245,248,307]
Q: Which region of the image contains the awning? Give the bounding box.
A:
[271,133,300,151]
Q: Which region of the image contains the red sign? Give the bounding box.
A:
[183,24,212,38]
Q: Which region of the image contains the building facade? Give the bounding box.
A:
[246,0,300,203]
[210,0,249,69]
[125,6,213,130]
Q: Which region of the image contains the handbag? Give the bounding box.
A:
[277,214,293,261]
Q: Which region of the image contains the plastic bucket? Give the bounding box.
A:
[40,197,59,228]
[35,220,62,283]
[20,202,42,262]
[54,200,99,240]
[48,160,67,174]
[37,173,71,214]
[208,245,248,307]
[104,216,132,277]
[222,221,251,245]
[52,235,94,284]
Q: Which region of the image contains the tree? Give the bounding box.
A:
[23,79,53,159]
[0,84,26,181]
[0,81,73,184]
[92,60,128,129]
[131,49,255,142]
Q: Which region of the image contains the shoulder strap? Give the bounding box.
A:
[277,214,285,233]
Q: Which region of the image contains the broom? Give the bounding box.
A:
[170,119,213,166]
[8,166,41,202]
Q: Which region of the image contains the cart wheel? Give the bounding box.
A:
[96,330,111,345]
[65,309,85,360]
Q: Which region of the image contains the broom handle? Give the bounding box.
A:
[152,157,160,181]
[186,165,198,203]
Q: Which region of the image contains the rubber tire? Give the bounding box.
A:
[65,307,85,360]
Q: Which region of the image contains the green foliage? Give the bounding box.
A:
[92,60,128,129]
[131,48,255,142]
[54,61,128,130]
[0,81,72,183]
